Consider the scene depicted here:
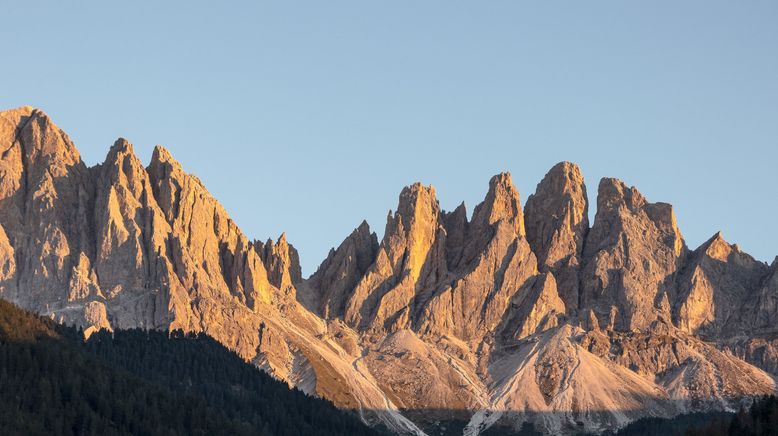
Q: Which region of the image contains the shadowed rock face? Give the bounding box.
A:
[1,106,777,435]
[303,221,379,319]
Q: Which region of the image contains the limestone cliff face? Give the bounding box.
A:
[501,272,565,341]
[751,259,778,332]
[580,178,686,331]
[2,106,777,435]
[0,107,93,317]
[414,173,538,344]
[524,161,588,313]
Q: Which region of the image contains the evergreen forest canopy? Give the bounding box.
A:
[0,298,381,436]
[607,397,778,436]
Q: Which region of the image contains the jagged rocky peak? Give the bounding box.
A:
[5,106,778,435]
[0,106,83,169]
[524,161,589,313]
[471,171,524,235]
[0,107,93,312]
[674,231,768,335]
[596,177,683,252]
[256,232,303,292]
[414,173,538,344]
[0,107,89,221]
[146,144,190,222]
[92,137,165,295]
[305,220,379,319]
[580,177,686,332]
[343,181,447,332]
[97,138,157,199]
[385,181,443,285]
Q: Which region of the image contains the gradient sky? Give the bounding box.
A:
[2,2,776,275]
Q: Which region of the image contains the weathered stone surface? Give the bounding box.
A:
[416,219,537,342]
[343,183,447,334]
[0,107,93,312]
[524,162,588,313]
[580,178,686,331]
[746,258,778,333]
[470,172,524,237]
[303,221,378,319]
[501,272,565,340]
[674,232,768,335]
[414,174,537,343]
[256,233,302,295]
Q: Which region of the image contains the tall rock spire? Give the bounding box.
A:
[524,162,589,313]
[256,232,303,294]
[471,172,524,236]
[343,182,447,333]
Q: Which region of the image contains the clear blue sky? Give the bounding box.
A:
[2,2,777,275]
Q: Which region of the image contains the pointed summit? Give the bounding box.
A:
[150,144,182,170]
[471,172,524,236]
[674,231,767,334]
[699,231,733,261]
[108,137,133,154]
[524,162,588,313]
[343,181,446,331]
[257,234,303,291]
[597,177,650,213]
[99,138,148,190]
[306,221,379,319]
[394,182,439,231]
[387,182,441,283]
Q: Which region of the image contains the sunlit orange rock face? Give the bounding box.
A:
[1,106,777,435]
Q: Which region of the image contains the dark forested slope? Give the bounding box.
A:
[0,298,380,436]
[610,396,778,436]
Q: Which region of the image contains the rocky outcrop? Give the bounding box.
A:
[500,272,565,340]
[304,221,378,319]
[256,233,303,295]
[580,178,686,332]
[674,232,768,336]
[2,106,777,435]
[524,161,588,313]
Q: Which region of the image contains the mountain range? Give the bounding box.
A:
[1,106,776,435]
